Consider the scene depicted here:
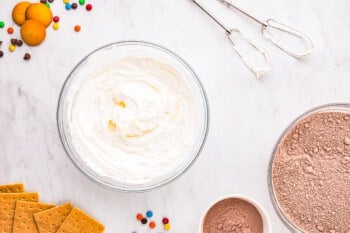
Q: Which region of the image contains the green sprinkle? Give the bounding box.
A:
[46,2,50,8]
[78,0,85,5]
[0,21,5,28]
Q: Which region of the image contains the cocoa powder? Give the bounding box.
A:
[203,198,263,233]
[272,111,350,232]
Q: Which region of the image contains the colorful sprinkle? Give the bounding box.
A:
[78,0,85,5]
[136,213,143,221]
[0,21,4,28]
[86,3,92,11]
[10,39,18,46]
[162,217,169,224]
[71,2,78,9]
[74,25,81,32]
[63,0,69,3]
[164,223,171,231]
[0,51,4,58]
[141,218,147,225]
[53,16,60,23]
[65,3,71,10]
[48,0,54,2]
[45,2,50,8]
[16,40,23,47]
[149,221,156,229]
[53,22,60,30]
[146,210,153,218]
[23,53,31,60]
[9,44,16,52]
[7,27,14,34]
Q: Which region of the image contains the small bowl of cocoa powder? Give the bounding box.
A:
[200,195,271,233]
[270,103,350,233]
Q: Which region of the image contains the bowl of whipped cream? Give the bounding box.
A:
[57,41,209,192]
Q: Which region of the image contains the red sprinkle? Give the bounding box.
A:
[86,3,92,11]
[136,213,143,221]
[7,27,14,34]
[149,221,156,229]
[162,217,169,224]
[74,25,81,32]
[53,16,60,23]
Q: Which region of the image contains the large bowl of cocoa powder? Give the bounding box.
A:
[270,104,350,233]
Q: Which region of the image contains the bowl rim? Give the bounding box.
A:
[268,103,350,233]
[56,40,210,192]
[198,194,272,233]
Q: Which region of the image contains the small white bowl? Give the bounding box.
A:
[199,194,272,233]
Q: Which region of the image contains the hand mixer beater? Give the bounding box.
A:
[218,0,313,59]
[192,0,313,79]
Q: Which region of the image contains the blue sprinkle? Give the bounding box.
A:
[65,3,72,10]
[146,210,153,218]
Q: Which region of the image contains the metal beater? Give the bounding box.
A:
[193,0,271,79]
[218,0,313,59]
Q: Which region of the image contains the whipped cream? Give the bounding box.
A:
[67,55,202,185]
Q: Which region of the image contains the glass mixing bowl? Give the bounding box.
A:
[57,41,209,192]
[268,103,350,232]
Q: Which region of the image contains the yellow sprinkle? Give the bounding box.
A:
[113,98,126,108]
[164,223,171,231]
[53,23,60,30]
[9,44,16,52]
[108,120,117,132]
[63,0,70,3]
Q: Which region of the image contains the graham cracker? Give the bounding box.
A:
[0,193,39,233]
[57,207,105,233]
[34,203,73,233]
[12,201,55,233]
[0,183,25,193]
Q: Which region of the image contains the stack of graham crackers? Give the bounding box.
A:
[0,183,105,233]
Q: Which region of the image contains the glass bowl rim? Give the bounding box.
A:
[268,103,350,232]
[57,40,210,192]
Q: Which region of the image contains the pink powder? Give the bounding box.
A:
[272,111,350,232]
[203,198,263,233]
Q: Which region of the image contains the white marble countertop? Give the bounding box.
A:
[1,0,350,232]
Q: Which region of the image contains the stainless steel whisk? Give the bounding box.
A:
[193,0,271,79]
[219,0,314,59]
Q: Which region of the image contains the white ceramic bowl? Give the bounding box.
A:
[199,194,271,233]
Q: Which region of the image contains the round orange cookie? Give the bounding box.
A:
[25,3,53,27]
[21,20,46,46]
[12,1,31,26]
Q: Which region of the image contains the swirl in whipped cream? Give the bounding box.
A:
[69,56,200,184]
